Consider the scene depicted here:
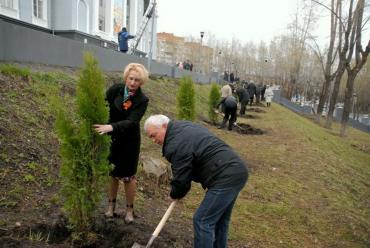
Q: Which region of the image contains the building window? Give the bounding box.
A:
[99,17,105,31]
[33,0,43,19]
[98,0,105,31]
[1,0,14,9]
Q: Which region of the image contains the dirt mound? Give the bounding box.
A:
[233,123,264,135]
[201,119,265,135]
[0,212,190,248]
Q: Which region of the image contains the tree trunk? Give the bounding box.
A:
[316,75,331,122]
[325,64,345,128]
[315,0,338,123]
[340,73,356,136]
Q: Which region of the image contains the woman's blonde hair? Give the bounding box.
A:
[123,63,149,84]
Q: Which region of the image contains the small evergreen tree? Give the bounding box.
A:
[176,76,196,121]
[208,83,221,124]
[54,53,110,240]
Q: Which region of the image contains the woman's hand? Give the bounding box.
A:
[93,124,113,135]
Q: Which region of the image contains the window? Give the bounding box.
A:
[98,0,105,31]
[33,0,43,19]
[99,17,105,31]
[1,0,14,9]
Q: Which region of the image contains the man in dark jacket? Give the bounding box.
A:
[261,85,267,101]
[217,95,237,130]
[236,87,250,116]
[144,115,248,248]
[246,81,256,106]
[229,72,235,83]
[118,27,135,53]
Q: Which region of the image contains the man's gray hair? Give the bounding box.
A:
[144,114,170,132]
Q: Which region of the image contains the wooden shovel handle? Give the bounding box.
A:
[152,201,177,237]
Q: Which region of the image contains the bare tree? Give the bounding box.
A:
[340,0,370,136]
[325,0,351,128]
[312,0,340,122]
[286,1,317,99]
[355,62,370,116]
[324,0,370,132]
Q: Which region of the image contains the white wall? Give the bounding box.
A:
[1,0,157,56]
[0,0,19,19]
[52,0,74,30]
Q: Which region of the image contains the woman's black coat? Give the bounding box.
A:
[106,83,149,177]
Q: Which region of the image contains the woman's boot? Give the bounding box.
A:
[125,204,134,223]
[105,199,116,218]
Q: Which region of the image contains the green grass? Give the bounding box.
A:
[168,101,370,247]
[0,63,31,79]
[1,64,369,247]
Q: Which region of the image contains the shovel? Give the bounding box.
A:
[132,201,177,248]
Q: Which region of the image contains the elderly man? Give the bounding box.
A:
[144,115,248,248]
[216,95,238,130]
[219,83,234,114]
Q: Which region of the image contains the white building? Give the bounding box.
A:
[0,0,157,56]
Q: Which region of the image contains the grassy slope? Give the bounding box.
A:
[1,64,369,247]
[185,104,370,248]
[143,74,370,247]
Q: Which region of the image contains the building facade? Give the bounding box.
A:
[156,32,185,66]
[157,32,214,73]
[0,0,157,56]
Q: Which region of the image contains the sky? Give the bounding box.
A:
[156,0,308,44]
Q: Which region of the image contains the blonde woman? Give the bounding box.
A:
[94,63,149,223]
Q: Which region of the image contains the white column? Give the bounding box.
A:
[105,0,114,40]
[122,0,127,28]
[90,0,99,35]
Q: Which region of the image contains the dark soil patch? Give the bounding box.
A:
[239,114,260,119]
[248,107,267,113]
[202,119,265,135]
[233,123,264,135]
[0,211,189,248]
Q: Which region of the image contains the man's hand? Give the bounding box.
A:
[214,109,219,114]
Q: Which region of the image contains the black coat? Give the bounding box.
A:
[217,95,237,110]
[106,84,149,177]
[163,121,248,199]
[236,88,250,103]
[246,83,256,97]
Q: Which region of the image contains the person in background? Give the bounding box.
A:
[236,86,250,116]
[255,84,261,104]
[261,85,267,101]
[217,95,237,130]
[264,85,274,107]
[144,114,248,248]
[223,71,229,82]
[220,83,233,98]
[219,83,233,113]
[93,63,149,223]
[246,81,256,106]
[230,72,235,83]
[118,27,135,53]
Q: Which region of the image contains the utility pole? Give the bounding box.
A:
[147,0,156,72]
[199,31,204,73]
